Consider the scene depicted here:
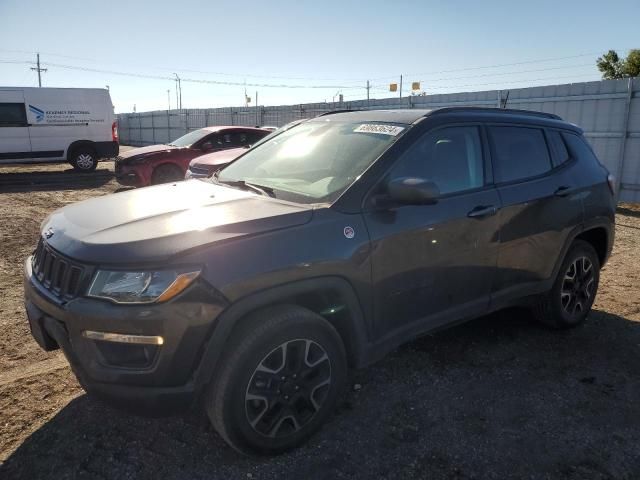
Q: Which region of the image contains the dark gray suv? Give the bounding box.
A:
[24,108,615,454]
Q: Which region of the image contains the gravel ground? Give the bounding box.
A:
[0,161,639,479]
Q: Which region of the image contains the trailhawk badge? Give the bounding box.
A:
[343,226,355,239]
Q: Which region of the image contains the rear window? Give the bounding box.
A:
[489,126,552,183]
[0,103,27,127]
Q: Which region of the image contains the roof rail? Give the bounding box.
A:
[430,107,562,121]
[317,109,361,117]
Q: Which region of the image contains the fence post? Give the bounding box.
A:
[167,110,171,143]
[205,109,210,127]
[138,113,142,146]
[151,111,156,144]
[185,110,189,135]
[615,77,634,201]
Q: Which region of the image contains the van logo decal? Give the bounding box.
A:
[343,226,355,239]
[29,105,45,122]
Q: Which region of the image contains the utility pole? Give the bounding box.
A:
[173,73,182,109]
[31,53,47,87]
[399,75,403,99]
[366,80,370,108]
[167,89,171,111]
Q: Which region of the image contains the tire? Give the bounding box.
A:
[69,146,98,171]
[151,164,183,185]
[533,240,600,329]
[206,305,347,455]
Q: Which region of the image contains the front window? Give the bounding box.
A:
[217,120,408,203]
[169,129,211,148]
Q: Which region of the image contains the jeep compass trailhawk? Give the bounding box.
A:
[24,108,615,454]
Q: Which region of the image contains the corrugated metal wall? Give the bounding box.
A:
[117,78,640,202]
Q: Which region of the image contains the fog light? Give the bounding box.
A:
[82,330,164,345]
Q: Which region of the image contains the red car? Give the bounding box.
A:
[185,147,247,179]
[115,126,270,187]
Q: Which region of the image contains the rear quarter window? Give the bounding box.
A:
[488,126,552,183]
[561,132,604,168]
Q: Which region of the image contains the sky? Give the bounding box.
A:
[0,0,638,113]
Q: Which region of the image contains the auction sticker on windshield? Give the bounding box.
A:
[353,124,405,136]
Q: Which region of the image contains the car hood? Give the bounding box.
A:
[118,144,179,160]
[42,180,313,264]
[190,147,246,168]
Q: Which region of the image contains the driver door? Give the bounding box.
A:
[363,125,501,340]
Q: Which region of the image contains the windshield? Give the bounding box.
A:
[248,120,305,149]
[217,120,407,203]
[169,129,210,147]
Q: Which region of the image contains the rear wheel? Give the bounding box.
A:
[69,146,98,171]
[206,305,347,455]
[151,164,183,184]
[533,240,600,328]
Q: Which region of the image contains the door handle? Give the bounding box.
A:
[554,185,575,197]
[467,205,498,218]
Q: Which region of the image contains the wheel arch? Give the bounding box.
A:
[193,276,370,392]
[551,222,613,284]
[574,226,609,267]
[151,161,185,181]
[66,140,97,160]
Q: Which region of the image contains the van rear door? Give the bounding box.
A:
[0,90,32,163]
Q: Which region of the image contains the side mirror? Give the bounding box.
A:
[201,142,213,151]
[387,177,440,205]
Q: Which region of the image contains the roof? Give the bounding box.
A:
[312,107,568,125]
[201,125,268,132]
[314,109,433,124]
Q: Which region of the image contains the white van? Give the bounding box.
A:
[0,87,118,171]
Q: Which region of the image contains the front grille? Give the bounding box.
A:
[32,239,85,300]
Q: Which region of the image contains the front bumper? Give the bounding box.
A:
[23,257,227,413]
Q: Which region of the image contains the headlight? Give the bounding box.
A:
[88,269,200,304]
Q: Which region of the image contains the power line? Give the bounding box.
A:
[2,47,627,85]
[366,51,618,82]
[414,63,594,83]
[416,73,603,91]
[39,61,364,90]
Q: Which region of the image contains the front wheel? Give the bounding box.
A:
[533,240,600,328]
[69,147,98,171]
[151,163,183,185]
[205,305,347,455]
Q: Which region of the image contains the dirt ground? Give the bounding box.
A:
[0,161,639,479]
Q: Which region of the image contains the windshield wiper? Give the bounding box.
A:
[214,175,275,198]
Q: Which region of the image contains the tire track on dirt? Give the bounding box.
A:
[0,353,68,387]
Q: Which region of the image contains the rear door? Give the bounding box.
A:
[488,125,583,303]
[364,124,501,339]
[0,90,31,163]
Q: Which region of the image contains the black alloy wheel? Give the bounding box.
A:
[245,339,331,438]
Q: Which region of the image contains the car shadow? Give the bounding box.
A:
[0,169,114,193]
[2,308,640,479]
[616,205,640,219]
